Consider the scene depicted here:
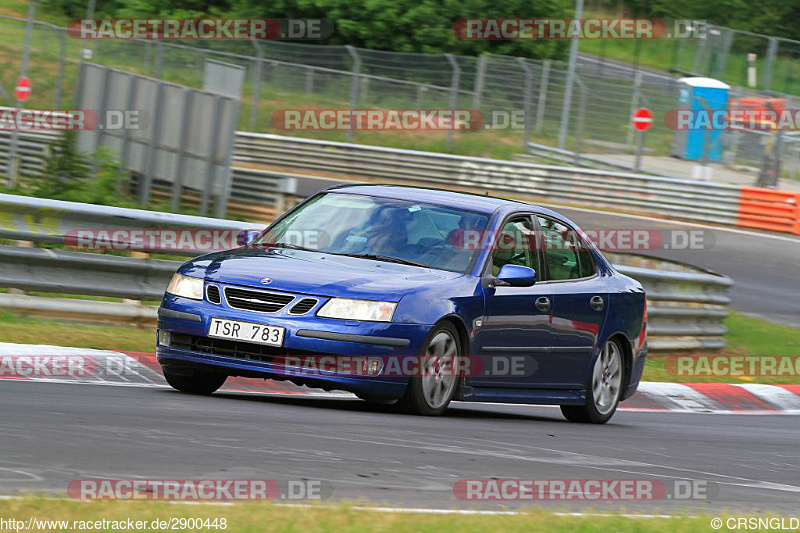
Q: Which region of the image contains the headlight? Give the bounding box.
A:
[165,273,204,300]
[317,298,396,322]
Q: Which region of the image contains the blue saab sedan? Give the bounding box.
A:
[157,185,647,423]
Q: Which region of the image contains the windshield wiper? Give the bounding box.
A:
[332,252,429,268]
[267,242,317,252]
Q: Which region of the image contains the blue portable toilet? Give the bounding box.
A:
[671,77,730,162]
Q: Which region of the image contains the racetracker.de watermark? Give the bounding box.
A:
[664,355,800,377]
[664,108,800,131]
[452,19,707,40]
[62,228,716,253]
[268,354,537,378]
[0,109,146,131]
[0,353,152,379]
[67,479,332,501]
[271,109,483,131]
[454,479,718,501]
[67,18,333,40]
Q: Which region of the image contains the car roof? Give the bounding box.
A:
[325,184,541,215]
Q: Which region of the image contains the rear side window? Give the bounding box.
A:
[536,216,595,281]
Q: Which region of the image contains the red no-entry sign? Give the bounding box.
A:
[632,107,653,132]
[15,76,31,102]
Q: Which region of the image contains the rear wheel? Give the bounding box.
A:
[560,339,623,424]
[163,367,227,395]
[397,322,461,416]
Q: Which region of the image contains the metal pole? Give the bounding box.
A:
[140,81,165,206]
[171,90,193,212]
[6,0,36,185]
[627,71,642,149]
[249,39,263,132]
[155,41,163,79]
[517,58,533,151]
[445,53,461,151]
[557,0,583,149]
[215,98,241,218]
[535,60,550,134]
[472,54,487,110]
[345,46,361,142]
[634,130,645,172]
[53,28,66,109]
[764,38,777,91]
[573,76,586,165]
[201,98,223,215]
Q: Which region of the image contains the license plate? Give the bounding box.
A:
[208,318,285,347]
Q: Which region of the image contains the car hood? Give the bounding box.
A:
[181,249,465,302]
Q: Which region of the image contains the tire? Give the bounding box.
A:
[560,338,624,424]
[397,322,462,416]
[163,367,227,395]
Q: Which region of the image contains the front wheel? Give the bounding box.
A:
[397,322,461,416]
[560,339,624,424]
[163,367,227,395]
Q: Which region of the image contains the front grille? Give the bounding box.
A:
[289,298,318,315]
[224,287,294,313]
[206,285,221,304]
[170,333,309,364]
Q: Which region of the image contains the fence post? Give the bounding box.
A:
[201,98,223,215]
[517,58,533,151]
[140,81,165,207]
[573,76,586,166]
[305,67,315,96]
[345,46,361,142]
[445,53,461,151]
[171,89,193,212]
[54,28,67,109]
[216,98,240,219]
[155,41,163,79]
[535,60,550,134]
[627,71,642,149]
[6,0,35,186]
[472,54,487,110]
[249,39,263,132]
[764,37,777,91]
[558,0,584,149]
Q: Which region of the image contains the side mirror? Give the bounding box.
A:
[495,265,536,287]
[237,230,261,248]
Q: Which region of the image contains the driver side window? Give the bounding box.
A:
[491,216,539,276]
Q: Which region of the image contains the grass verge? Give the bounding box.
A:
[0,310,798,384]
[0,497,722,532]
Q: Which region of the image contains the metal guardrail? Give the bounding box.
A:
[233,133,744,226]
[0,195,732,352]
[7,129,799,234]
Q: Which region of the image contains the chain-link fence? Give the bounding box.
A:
[2,14,800,187]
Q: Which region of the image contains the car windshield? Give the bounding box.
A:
[257,192,490,273]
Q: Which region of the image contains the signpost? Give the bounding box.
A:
[6,1,35,185]
[632,107,652,172]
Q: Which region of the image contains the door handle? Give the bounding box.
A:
[535,296,551,312]
[590,295,605,312]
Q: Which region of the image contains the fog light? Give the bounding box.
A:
[158,330,171,347]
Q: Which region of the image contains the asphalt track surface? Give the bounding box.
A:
[2,380,799,512]
[552,206,800,328]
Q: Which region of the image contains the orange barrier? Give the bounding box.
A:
[738,187,800,234]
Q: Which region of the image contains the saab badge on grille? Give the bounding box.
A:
[260,277,272,285]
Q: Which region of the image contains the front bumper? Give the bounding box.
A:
[156,294,432,398]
